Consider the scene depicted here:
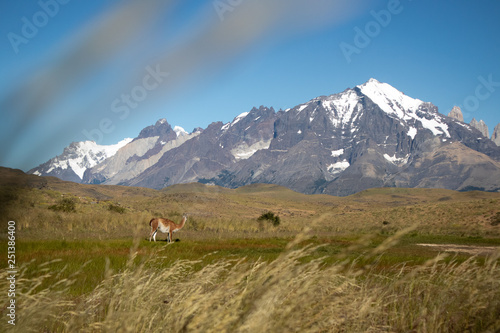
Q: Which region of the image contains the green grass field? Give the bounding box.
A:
[1,169,500,332]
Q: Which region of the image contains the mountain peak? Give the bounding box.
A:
[470,118,489,138]
[448,106,464,122]
[250,105,274,112]
[357,79,423,116]
[492,123,500,146]
[366,77,381,84]
[357,78,391,92]
[137,118,175,140]
[357,79,420,103]
[156,118,168,126]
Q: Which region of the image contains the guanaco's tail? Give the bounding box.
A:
[149,218,155,226]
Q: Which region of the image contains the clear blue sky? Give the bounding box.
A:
[1,0,499,171]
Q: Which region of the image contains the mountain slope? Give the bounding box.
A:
[386,141,500,191]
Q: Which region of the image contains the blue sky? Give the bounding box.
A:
[1,0,499,171]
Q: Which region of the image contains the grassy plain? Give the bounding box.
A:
[1,168,500,332]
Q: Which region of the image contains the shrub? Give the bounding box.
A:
[491,212,500,226]
[258,211,280,227]
[108,203,126,214]
[48,198,76,213]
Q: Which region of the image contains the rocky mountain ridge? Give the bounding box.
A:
[29,79,500,195]
[447,106,497,143]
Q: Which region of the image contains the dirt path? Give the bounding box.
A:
[417,244,500,256]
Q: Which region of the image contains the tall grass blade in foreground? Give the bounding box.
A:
[1,232,500,332]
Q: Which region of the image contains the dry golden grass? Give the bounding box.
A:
[1,229,500,332]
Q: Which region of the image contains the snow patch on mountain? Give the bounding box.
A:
[408,127,417,139]
[297,104,308,112]
[384,153,410,166]
[325,90,361,128]
[327,160,350,174]
[232,112,249,126]
[174,126,188,137]
[417,116,450,137]
[331,149,344,157]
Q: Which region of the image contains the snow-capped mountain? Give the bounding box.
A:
[29,79,500,195]
[180,78,496,195]
[358,78,450,138]
[29,139,132,183]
